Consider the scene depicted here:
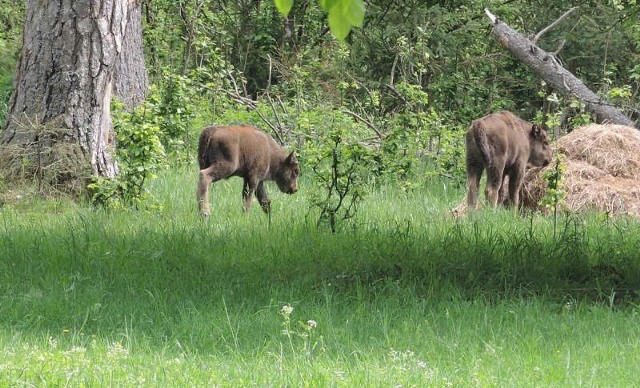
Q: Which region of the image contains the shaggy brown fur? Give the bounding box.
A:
[466,111,552,209]
[196,125,299,216]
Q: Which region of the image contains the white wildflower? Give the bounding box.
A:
[107,341,129,359]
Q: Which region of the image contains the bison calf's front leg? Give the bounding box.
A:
[256,181,271,214]
[242,179,265,213]
[505,166,526,208]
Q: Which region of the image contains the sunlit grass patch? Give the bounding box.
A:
[1,166,640,385]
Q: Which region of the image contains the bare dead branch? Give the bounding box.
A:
[484,8,498,24]
[342,109,383,139]
[390,54,399,86]
[264,55,286,139]
[552,39,566,56]
[225,69,285,144]
[533,7,579,45]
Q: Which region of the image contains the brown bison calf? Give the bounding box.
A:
[196,125,299,216]
[466,111,552,210]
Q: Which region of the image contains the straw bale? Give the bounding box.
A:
[556,124,640,179]
[519,123,640,217]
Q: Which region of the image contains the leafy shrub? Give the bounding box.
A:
[302,112,377,232]
[88,99,166,209]
[150,72,195,161]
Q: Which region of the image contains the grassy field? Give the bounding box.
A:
[1,166,640,386]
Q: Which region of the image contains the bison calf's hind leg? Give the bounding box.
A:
[466,168,483,210]
[197,163,236,216]
[505,166,526,208]
[484,164,504,208]
[197,169,214,217]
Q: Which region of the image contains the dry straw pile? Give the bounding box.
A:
[521,124,640,217]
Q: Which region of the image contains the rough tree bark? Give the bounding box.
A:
[484,8,637,128]
[0,0,148,188]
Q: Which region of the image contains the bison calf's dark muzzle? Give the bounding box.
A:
[196,125,300,216]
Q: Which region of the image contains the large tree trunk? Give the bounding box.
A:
[484,8,637,129]
[1,0,148,191]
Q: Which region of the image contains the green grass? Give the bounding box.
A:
[1,166,640,386]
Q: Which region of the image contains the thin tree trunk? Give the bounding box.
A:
[484,8,637,128]
[1,0,147,188]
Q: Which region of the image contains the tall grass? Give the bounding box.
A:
[1,165,639,386]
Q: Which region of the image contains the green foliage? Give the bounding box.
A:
[538,89,594,133]
[539,153,567,239]
[303,114,377,232]
[273,0,294,17]
[88,100,166,209]
[276,0,365,40]
[319,0,365,40]
[540,154,567,209]
[148,71,196,161]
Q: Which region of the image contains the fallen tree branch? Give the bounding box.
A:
[484,8,637,128]
[342,109,383,139]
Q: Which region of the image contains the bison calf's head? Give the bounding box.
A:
[275,152,300,194]
[528,124,553,168]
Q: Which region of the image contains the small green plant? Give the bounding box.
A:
[539,153,566,238]
[279,304,323,361]
[151,70,196,162]
[304,121,376,232]
[566,100,593,128]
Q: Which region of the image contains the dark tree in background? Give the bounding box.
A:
[1,0,147,186]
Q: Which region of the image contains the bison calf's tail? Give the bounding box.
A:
[198,127,215,169]
[471,121,492,166]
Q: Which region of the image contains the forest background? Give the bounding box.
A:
[1,0,638,213]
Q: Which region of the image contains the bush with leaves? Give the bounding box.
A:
[150,71,195,161]
[539,153,567,238]
[376,82,465,188]
[149,65,232,163]
[302,112,377,232]
[88,99,166,209]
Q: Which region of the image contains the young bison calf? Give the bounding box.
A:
[196,125,299,216]
[466,111,552,210]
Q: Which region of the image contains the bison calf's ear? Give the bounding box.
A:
[286,151,298,165]
[531,124,544,139]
